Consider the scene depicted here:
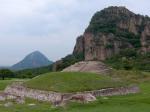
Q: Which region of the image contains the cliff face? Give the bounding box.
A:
[73,6,150,61]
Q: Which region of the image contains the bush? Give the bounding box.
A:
[105,52,150,71]
[56,53,84,71]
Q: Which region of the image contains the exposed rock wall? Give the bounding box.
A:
[73,35,84,55]
[83,33,132,61]
[141,23,150,53]
[73,6,150,61]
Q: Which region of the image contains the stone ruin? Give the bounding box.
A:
[0,91,25,106]
[0,82,140,107]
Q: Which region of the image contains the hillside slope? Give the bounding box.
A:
[24,72,126,92]
[11,51,53,71]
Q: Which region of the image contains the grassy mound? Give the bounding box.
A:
[24,72,126,93]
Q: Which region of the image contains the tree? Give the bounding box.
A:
[0,69,14,80]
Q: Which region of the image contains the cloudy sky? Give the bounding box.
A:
[0,0,150,66]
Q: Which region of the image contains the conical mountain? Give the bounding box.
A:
[11,51,53,70]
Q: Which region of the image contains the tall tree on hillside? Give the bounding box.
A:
[0,69,14,80]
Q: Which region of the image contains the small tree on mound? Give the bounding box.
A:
[0,69,14,80]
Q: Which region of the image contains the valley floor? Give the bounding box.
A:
[0,80,150,112]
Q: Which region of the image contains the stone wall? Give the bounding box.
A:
[4,83,62,103]
[4,83,139,103]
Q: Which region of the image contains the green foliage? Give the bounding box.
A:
[120,49,137,58]
[0,80,14,90]
[110,70,150,83]
[24,72,126,92]
[116,31,141,48]
[0,79,26,90]
[105,51,150,71]
[0,69,14,80]
[105,44,114,49]
[56,53,84,71]
[14,53,84,78]
[14,65,53,78]
[86,9,130,34]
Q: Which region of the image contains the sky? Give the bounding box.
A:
[0,0,150,66]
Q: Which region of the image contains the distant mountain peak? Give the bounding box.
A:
[11,51,53,71]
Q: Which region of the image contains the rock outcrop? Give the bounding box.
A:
[73,6,150,61]
[62,61,111,74]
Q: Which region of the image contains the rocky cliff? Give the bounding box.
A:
[73,6,150,61]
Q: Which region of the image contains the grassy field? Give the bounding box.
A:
[0,81,149,112]
[24,72,127,92]
[0,71,149,112]
[0,79,27,91]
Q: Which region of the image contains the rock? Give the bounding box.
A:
[70,93,96,103]
[0,92,18,101]
[6,94,17,100]
[52,60,63,72]
[28,103,36,106]
[4,83,139,107]
[16,96,25,104]
[73,6,150,61]
[0,92,6,101]
[73,35,85,55]
[62,61,111,74]
[102,96,109,100]
[141,24,150,53]
[4,102,13,107]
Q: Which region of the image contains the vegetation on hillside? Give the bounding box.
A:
[0,69,14,80]
[55,53,84,71]
[14,65,53,78]
[105,50,150,71]
[0,79,26,90]
[110,70,150,83]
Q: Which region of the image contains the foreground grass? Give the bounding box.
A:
[0,71,149,112]
[0,81,150,112]
[0,79,27,91]
[109,70,150,83]
[24,72,126,92]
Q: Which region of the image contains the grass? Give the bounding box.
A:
[0,81,149,112]
[0,79,27,91]
[0,79,26,91]
[24,72,127,92]
[0,80,14,91]
[109,70,150,83]
[0,71,149,112]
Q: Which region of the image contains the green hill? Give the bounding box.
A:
[24,72,127,93]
